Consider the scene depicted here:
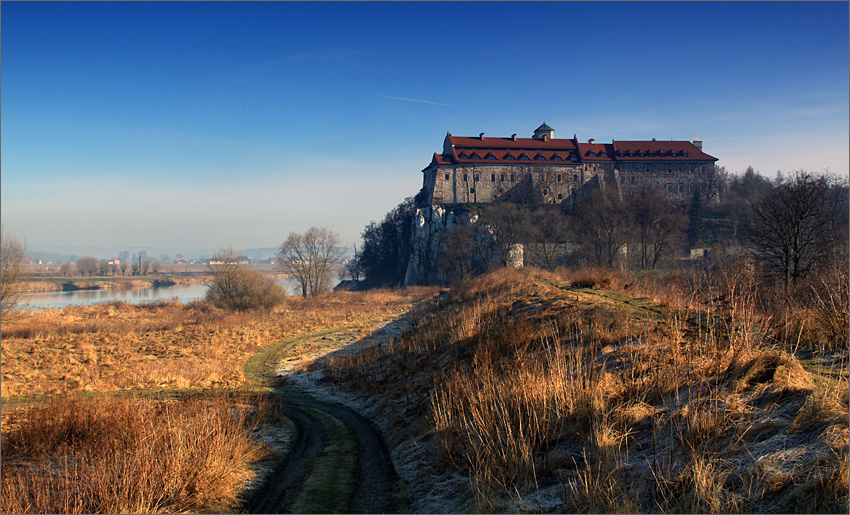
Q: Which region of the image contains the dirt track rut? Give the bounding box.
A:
[244,392,402,514]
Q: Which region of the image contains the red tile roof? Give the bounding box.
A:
[426,134,716,168]
[449,135,578,150]
[612,140,716,161]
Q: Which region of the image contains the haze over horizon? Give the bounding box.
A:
[3,1,848,252]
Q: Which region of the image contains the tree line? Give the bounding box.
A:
[351,168,848,292]
[61,257,162,277]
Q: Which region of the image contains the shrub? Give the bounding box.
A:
[206,268,285,311]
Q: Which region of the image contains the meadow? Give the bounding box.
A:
[2,260,847,513]
[0,288,435,513]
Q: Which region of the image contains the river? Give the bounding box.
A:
[20,284,211,310]
[20,278,306,311]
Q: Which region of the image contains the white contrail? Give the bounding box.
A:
[376,94,465,109]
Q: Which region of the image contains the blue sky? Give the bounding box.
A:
[2,1,848,252]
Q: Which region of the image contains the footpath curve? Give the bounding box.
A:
[242,318,409,514]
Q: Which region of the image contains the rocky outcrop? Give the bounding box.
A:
[404,205,526,286]
[404,205,476,285]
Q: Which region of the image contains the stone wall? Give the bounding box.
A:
[609,163,712,202]
[423,161,714,206]
[425,163,608,208]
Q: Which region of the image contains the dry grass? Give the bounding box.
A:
[0,287,436,514]
[1,392,268,513]
[316,265,849,512]
[0,288,436,398]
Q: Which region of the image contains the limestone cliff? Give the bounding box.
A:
[404,205,478,285]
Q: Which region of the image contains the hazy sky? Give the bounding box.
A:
[3,1,848,251]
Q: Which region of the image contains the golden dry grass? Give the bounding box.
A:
[1,392,268,514]
[1,288,436,398]
[317,265,849,513]
[1,287,436,513]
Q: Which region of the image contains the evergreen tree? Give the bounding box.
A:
[687,191,705,247]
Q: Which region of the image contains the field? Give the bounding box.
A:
[0,287,436,513]
[2,262,847,513]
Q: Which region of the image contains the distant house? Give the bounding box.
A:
[205,256,251,266]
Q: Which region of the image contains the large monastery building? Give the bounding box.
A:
[420,123,718,207]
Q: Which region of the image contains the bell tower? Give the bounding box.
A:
[532,122,554,141]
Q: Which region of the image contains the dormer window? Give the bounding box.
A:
[600,152,608,157]
[535,154,546,161]
[486,153,497,160]
[505,154,516,160]
[459,153,469,159]
[519,154,530,160]
[588,152,597,157]
[470,153,481,160]
[552,155,563,161]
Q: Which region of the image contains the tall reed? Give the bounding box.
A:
[1,392,267,514]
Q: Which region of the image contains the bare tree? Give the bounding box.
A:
[480,203,532,265]
[525,207,570,270]
[747,171,843,290]
[630,194,687,270]
[436,224,478,286]
[345,243,363,281]
[1,225,26,319]
[76,257,99,277]
[569,188,634,268]
[60,262,76,277]
[278,226,346,297]
[698,164,725,203]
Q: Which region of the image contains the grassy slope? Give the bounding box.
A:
[313,266,849,513]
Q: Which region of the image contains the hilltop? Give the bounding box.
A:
[291,266,848,513]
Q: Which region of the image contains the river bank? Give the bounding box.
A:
[19,274,210,293]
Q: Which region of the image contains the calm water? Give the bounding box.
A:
[20,284,211,311]
[20,278,307,311]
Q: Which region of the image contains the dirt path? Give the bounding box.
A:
[243,316,412,514]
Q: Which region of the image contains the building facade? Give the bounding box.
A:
[420,124,718,207]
